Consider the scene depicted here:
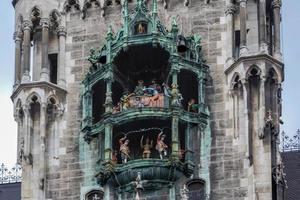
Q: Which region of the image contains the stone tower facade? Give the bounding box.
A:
[11,0,285,199]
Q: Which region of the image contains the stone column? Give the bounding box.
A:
[104,123,113,161]
[40,18,50,82]
[14,31,23,86]
[105,79,113,113]
[259,77,266,139]
[239,0,248,56]
[225,3,236,63]
[39,103,46,198]
[185,123,193,162]
[198,73,206,112]
[57,26,67,87]
[241,79,252,164]
[22,105,31,164]
[171,110,180,158]
[258,0,268,53]
[272,0,282,60]
[22,20,32,82]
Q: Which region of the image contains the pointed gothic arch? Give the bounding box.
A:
[49,9,61,29]
[29,6,42,29]
[64,0,80,13]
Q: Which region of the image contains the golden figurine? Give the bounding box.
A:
[138,23,146,34]
[140,135,153,159]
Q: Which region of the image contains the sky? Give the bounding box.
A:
[0,1,300,168]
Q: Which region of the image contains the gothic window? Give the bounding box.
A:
[186,179,206,200]
[178,70,199,112]
[85,190,103,200]
[49,54,58,84]
[234,30,240,58]
[231,74,244,139]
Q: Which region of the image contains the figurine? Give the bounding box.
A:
[188,98,199,112]
[156,132,168,159]
[112,102,121,113]
[149,79,162,93]
[119,136,130,163]
[171,83,183,106]
[140,135,153,159]
[134,96,144,108]
[111,150,118,165]
[134,80,145,96]
[137,23,146,34]
[120,93,133,110]
[162,83,171,97]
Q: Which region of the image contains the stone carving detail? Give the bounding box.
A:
[0,163,22,184]
[64,0,80,13]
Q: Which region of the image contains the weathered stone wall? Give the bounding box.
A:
[12,0,282,199]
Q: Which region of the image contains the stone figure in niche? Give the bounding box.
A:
[140,135,153,159]
[119,135,130,163]
[156,132,168,159]
[134,80,145,96]
[188,98,199,113]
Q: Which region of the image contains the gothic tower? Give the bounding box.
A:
[11,0,284,199]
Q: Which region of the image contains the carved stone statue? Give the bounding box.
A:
[140,135,153,159]
[156,132,168,159]
[119,136,130,163]
[88,48,99,66]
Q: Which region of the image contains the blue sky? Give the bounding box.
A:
[0,1,299,167]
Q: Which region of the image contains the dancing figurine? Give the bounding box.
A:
[134,80,146,96]
[119,135,130,163]
[188,98,199,113]
[140,135,153,159]
[156,132,168,159]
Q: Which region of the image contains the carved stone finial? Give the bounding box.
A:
[57,26,67,37]
[225,3,236,15]
[22,20,33,31]
[40,18,50,29]
[272,0,282,9]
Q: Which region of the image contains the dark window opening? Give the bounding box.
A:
[92,80,106,123]
[234,30,240,59]
[187,179,206,200]
[49,54,58,84]
[178,70,198,112]
[86,190,104,200]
